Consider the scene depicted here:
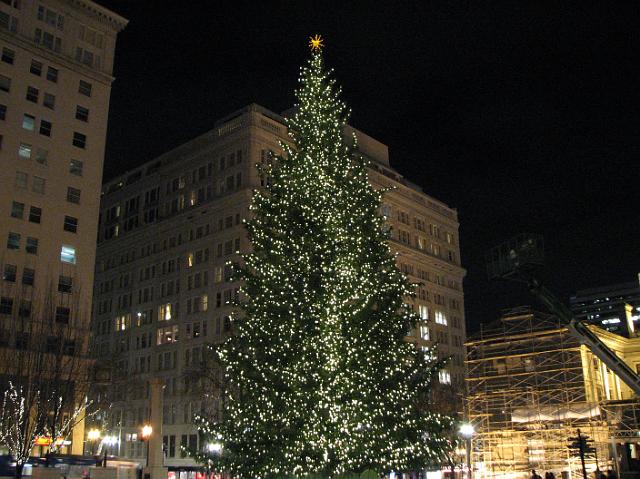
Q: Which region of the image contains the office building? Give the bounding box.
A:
[92,104,467,468]
[570,277,640,337]
[0,0,127,454]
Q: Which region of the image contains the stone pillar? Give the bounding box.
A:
[71,402,86,455]
[144,377,167,479]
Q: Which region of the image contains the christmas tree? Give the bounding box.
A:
[194,36,452,478]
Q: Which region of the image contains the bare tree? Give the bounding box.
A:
[0,273,95,477]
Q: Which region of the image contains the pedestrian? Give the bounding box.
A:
[606,470,617,479]
[531,470,542,479]
[545,472,556,479]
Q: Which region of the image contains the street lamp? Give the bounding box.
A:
[102,435,119,467]
[206,442,222,453]
[459,423,475,479]
[141,425,152,468]
[87,429,101,455]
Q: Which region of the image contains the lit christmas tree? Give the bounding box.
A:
[194,36,452,478]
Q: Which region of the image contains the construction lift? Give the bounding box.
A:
[485,234,640,397]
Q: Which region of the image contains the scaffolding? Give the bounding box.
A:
[466,307,613,479]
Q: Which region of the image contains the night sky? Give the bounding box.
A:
[99,1,640,331]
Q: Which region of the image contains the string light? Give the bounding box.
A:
[193,45,453,479]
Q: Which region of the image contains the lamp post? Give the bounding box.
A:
[141,425,153,468]
[87,428,101,456]
[102,435,119,467]
[459,423,475,479]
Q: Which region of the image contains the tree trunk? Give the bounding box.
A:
[15,462,24,479]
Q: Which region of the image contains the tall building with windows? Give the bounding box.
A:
[570,276,640,337]
[0,0,127,454]
[93,104,466,468]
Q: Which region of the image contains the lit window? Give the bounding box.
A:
[200,294,208,312]
[187,253,194,267]
[418,304,429,320]
[60,245,76,264]
[18,142,32,159]
[115,314,130,331]
[420,324,430,340]
[159,303,172,321]
[435,310,448,325]
[439,370,451,384]
[22,114,35,131]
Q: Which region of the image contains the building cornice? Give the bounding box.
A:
[64,0,129,32]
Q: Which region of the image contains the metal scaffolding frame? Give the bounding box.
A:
[466,308,614,478]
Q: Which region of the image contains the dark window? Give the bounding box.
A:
[39,119,52,136]
[0,297,13,314]
[30,60,42,76]
[72,132,86,148]
[63,215,77,233]
[25,236,38,254]
[70,159,83,176]
[22,267,34,286]
[66,187,80,204]
[55,306,70,323]
[78,80,91,96]
[75,105,89,122]
[58,275,72,293]
[63,340,75,355]
[46,66,58,82]
[28,206,41,223]
[18,300,30,317]
[1,47,14,64]
[7,232,20,249]
[26,86,38,102]
[0,74,10,92]
[10,201,24,219]
[3,263,16,282]
[0,103,5,120]
[15,332,28,349]
[43,92,55,109]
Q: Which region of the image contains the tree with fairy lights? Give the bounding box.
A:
[193,36,453,478]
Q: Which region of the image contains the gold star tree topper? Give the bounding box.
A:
[309,34,324,52]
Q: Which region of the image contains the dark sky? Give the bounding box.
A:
[99,1,640,331]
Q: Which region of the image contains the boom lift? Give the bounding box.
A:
[485,234,640,397]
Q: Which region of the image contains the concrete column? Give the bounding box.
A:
[71,402,86,455]
[144,377,167,479]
